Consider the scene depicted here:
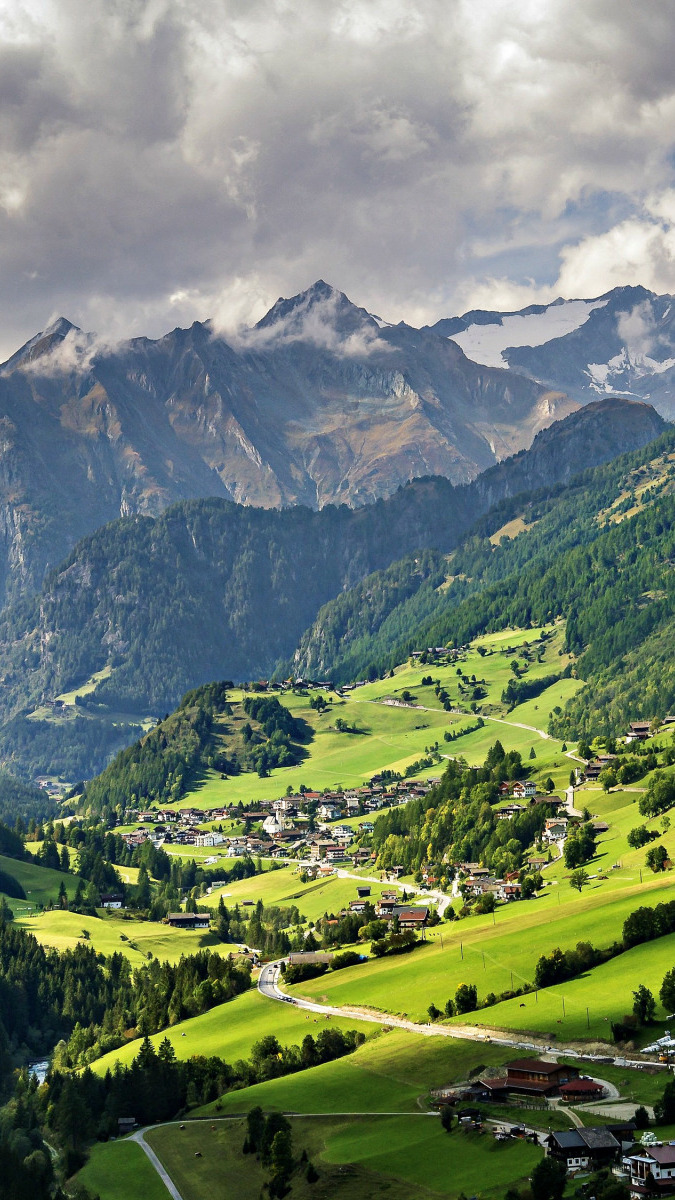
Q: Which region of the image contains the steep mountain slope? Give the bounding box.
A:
[431,284,675,417]
[292,430,675,736]
[0,397,662,779]
[0,282,573,607]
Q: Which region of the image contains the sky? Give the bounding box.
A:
[2,0,675,358]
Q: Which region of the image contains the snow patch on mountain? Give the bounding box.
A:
[450,298,610,368]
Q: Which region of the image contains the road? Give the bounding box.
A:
[129,1128,184,1200]
[257,961,656,1073]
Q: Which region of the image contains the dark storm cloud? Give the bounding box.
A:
[1,0,675,355]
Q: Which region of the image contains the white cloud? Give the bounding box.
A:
[2,0,675,354]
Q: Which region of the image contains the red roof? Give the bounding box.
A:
[560,1079,603,1094]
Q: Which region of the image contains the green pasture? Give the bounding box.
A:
[90,987,374,1077]
[463,929,675,1041]
[202,1027,517,1116]
[538,787,675,893]
[205,867,400,922]
[175,699,453,813]
[0,853,81,907]
[293,876,675,1023]
[145,1113,541,1200]
[15,909,219,966]
[74,1139,171,1200]
[55,664,113,704]
[169,624,575,815]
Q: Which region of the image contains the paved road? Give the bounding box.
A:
[129,1129,183,1200]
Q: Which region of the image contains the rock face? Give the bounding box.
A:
[431,284,675,418]
[0,281,574,607]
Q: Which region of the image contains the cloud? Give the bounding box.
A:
[225,286,391,356]
[2,1,675,354]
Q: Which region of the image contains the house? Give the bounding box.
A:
[483,1059,579,1097]
[118,1117,136,1135]
[543,819,568,843]
[497,803,526,821]
[547,1126,635,1172]
[498,882,521,901]
[349,899,369,913]
[626,721,652,743]
[390,905,429,930]
[624,1143,675,1194]
[512,781,536,799]
[166,913,210,930]
[318,803,342,821]
[100,893,124,909]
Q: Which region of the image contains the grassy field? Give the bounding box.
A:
[163,624,576,815]
[145,1114,542,1200]
[292,875,675,1024]
[74,1139,171,1200]
[0,853,81,908]
[205,866,401,922]
[15,908,219,966]
[461,929,675,1041]
[91,987,374,1077]
[200,1027,518,1116]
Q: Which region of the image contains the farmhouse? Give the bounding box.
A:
[624,1144,675,1194]
[546,1124,636,1171]
[512,781,536,799]
[626,721,651,743]
[482,1059,579,1097]
[100,893,124,909]
[166,913,210,930]
[390,905,429,930]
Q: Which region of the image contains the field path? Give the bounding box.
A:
[129,1129,183,1200]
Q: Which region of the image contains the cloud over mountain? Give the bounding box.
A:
[2,2,675,355]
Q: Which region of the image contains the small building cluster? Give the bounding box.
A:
[120,778,433,867]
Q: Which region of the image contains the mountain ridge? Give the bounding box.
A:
[0,396,662,779]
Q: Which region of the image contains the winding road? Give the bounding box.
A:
[257,960,663,1077]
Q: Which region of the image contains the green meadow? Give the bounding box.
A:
[293,875,675,1023]
[463,930,675,1041]
[143,1114,541,1200]
[74,1140,171,1200]
[205,866,400,922]
[201,1027,518,1116]
[0,852,81,908]
[167,624,576,815]
[90,987,374,1077]
[15,908,219,966]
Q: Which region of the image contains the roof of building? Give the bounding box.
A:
[643,1146,675,1165]
[507,1059,564,1074]
[549,1130,586,1150]
[560,1078,604,1093]
[579,1128,620,1150]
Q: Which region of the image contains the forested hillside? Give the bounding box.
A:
[80,682,308,820]
[293,431,675,735]
[0,398,658,778]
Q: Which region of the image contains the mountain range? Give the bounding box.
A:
[4,279,675,612]
[432,283,675,415]
[0,281,573,607]
[0,396,663,780]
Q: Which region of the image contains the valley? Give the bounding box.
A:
[0,411,674,1200]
